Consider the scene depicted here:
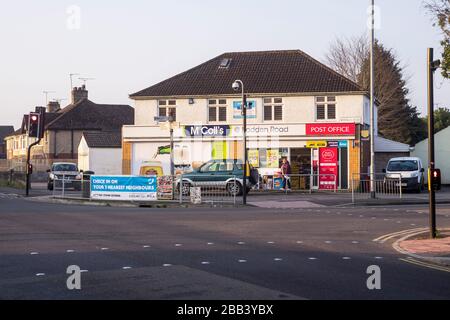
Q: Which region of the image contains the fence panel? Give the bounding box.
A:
[178,175,238,205]
[351,173,402,203]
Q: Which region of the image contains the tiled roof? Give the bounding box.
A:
[46,99,134,130]
[130,50,365,98]
[82,131,122,148]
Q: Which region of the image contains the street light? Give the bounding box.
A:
[233,80,248,205]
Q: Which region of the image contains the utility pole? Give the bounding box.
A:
[427,48,441,239]
[369,0,376,199]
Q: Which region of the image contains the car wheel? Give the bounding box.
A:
[226,181,243,196]
[180,181,191,196]
[47,181,53,191]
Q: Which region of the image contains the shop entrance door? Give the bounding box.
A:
[290,148,311,190]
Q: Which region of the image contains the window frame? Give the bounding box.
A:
[208,99,227,123]
[263,98,283,122]
[315,96,337,121]
[158,100,177,121]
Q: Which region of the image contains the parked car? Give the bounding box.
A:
[47,162,82,191]
[177,159,259,196]
[383,157,425,193]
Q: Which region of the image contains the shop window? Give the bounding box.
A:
[158,100,177,121]
[263,98,283,121]
[208,99,227,122]
[315,97,336,120]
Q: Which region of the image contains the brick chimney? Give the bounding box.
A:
[47,101,61,113]
[71,85,88,104]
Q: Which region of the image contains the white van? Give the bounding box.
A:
[383,157,425,192]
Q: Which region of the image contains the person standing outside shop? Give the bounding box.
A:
[280,157,291,191]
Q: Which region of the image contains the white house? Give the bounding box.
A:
[412,126,450,184]
[123,50,381,190]
[78,132,122,175]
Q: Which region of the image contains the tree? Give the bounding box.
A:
[425,0,450,78]
[325,35,369,83]
[326,37,427,145]
[421,107,450,134]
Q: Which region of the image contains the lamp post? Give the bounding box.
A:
[233,80,248,205]
[369,0,376,199]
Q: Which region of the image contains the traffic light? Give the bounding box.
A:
[429,168,442,191]
[28,112,40,138]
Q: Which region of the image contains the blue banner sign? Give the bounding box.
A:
[233,101,257,119]
[90,176,157,201]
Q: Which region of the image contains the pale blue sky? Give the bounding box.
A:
[1,0,449,128]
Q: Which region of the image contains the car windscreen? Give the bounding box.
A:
[387,160,418,172]
[52,164,78,172]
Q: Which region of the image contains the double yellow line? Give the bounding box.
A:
[400,257,450,273]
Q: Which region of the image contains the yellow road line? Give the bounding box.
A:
[373,228,426,243]
[400,258,450,273]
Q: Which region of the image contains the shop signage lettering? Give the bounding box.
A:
[184,125,230,137]
[306,123,356,136]
[307,141,327,148]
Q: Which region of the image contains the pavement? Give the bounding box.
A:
[4,183,450,209]
[1,193,450,299]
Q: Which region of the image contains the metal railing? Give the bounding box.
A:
[178,175,239,205]
[258,174,338,194]
[351,173,402,203]
[51,174,83,198]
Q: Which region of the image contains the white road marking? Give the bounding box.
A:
[296,241,303,244]
[352,241,359,244]
[207,242,214,245]
[122,266,132,270]
[342,257,351,260]
[238,259,247,263]
[143,245,150,248]
[101,248,109,251]
[374,256,383,259]
[163,264,172,267]
[66,250,75,253]
[325,241,332,244]
[267,241,275,244]
[308,257,317,260]
[30,252,39,255]
[274,258,283,261]
[201,261,210,265]
[237,242,245,245]
[36,273,45,276]
[175,244,183,247]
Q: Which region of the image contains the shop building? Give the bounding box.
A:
[123,50,378,190]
